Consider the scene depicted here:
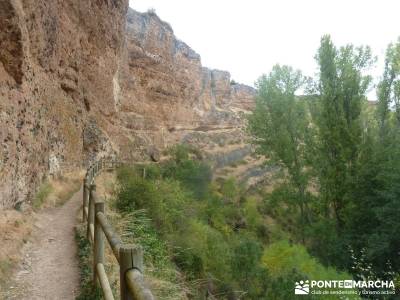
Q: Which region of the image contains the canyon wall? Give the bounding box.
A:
[0,3,256,209]
[0,0,128,208]
[114,8,256,161]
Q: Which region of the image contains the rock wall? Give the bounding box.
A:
[0,4,256,208]
[0,0,128,208]
[114,8,256,160]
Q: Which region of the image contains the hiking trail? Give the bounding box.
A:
[5,187,82,300]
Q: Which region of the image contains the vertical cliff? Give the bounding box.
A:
[0,0,128,208]
[0,4,256,208]
[114,9,256,159]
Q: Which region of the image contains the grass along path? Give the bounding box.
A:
[4,187,82,299]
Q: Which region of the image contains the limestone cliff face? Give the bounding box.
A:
[0,0,128,208]
[0,4,256,208]
[114,9,256,160]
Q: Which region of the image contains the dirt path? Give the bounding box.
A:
[5,187,82,300]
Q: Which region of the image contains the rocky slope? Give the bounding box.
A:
[115,8,256,161]
[0,2,258,209]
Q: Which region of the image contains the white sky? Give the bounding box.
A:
[129,0,399,97]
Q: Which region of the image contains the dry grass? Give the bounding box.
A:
[93,170,116,201]
[91,171,121,296]
[0,169,84,294]
[0,210,33,292]
[33,170,84,209]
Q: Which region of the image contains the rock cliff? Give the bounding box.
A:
[115,8,256,160]
[0,2,256,208]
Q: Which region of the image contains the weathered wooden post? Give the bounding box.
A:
[94,201,105,285]
[120,244,143,300]
[83,177,88,222]
[87,184,96,241]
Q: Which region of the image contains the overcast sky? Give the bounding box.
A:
[129,0,399,97]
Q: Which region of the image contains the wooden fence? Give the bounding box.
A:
[83,158,154,300]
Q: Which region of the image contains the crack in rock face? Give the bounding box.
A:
[0,1,24,84]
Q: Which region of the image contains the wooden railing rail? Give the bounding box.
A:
[82,158,154,300]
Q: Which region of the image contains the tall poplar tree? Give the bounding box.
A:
[248,65,310,239]
[310,35,373,229]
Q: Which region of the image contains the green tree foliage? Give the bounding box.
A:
[162,144,212,199]
[310,35,373,229]
[231,235,267,298]
[115,145,346,298]
[262,240,359,299]
[346,38,400,274]
[113,35,400,297]
[248,65,311,240]
[115,148,272,298]
[248,35,400,283]
[116,166,190,233]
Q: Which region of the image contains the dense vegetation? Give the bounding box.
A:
[113,36,400,298]
[248,36,400,296]
[115,145,355,299]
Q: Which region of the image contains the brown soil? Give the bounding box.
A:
[0,211,33,290]
[3,188,82,299]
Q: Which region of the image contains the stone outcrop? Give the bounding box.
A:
[115,8,256,161]
[0,3,256,208]
[0,0,128,208]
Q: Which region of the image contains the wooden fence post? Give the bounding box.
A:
[83,178,87,222]
[120,244,143,300]
[87,184,96,241]
[94,201,105,285]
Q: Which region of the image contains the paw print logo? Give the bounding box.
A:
[295,280,310,295]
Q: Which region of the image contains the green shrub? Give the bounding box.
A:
[142,163,162,180]
[231,235,265,293]
[162,144,212,199]
[243,197,263,232]
[116,171,191,233]
[201,195,233,236]
[116,164,138,184]
[116,174,156,212]
[262,240,360,299]
[116,145,346,298]
[33,180,53,209]
[120,210,178,278]
[172,220,233,286]
[75,225,102,300]
[220,177,244,204]
[162,160,212,200]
